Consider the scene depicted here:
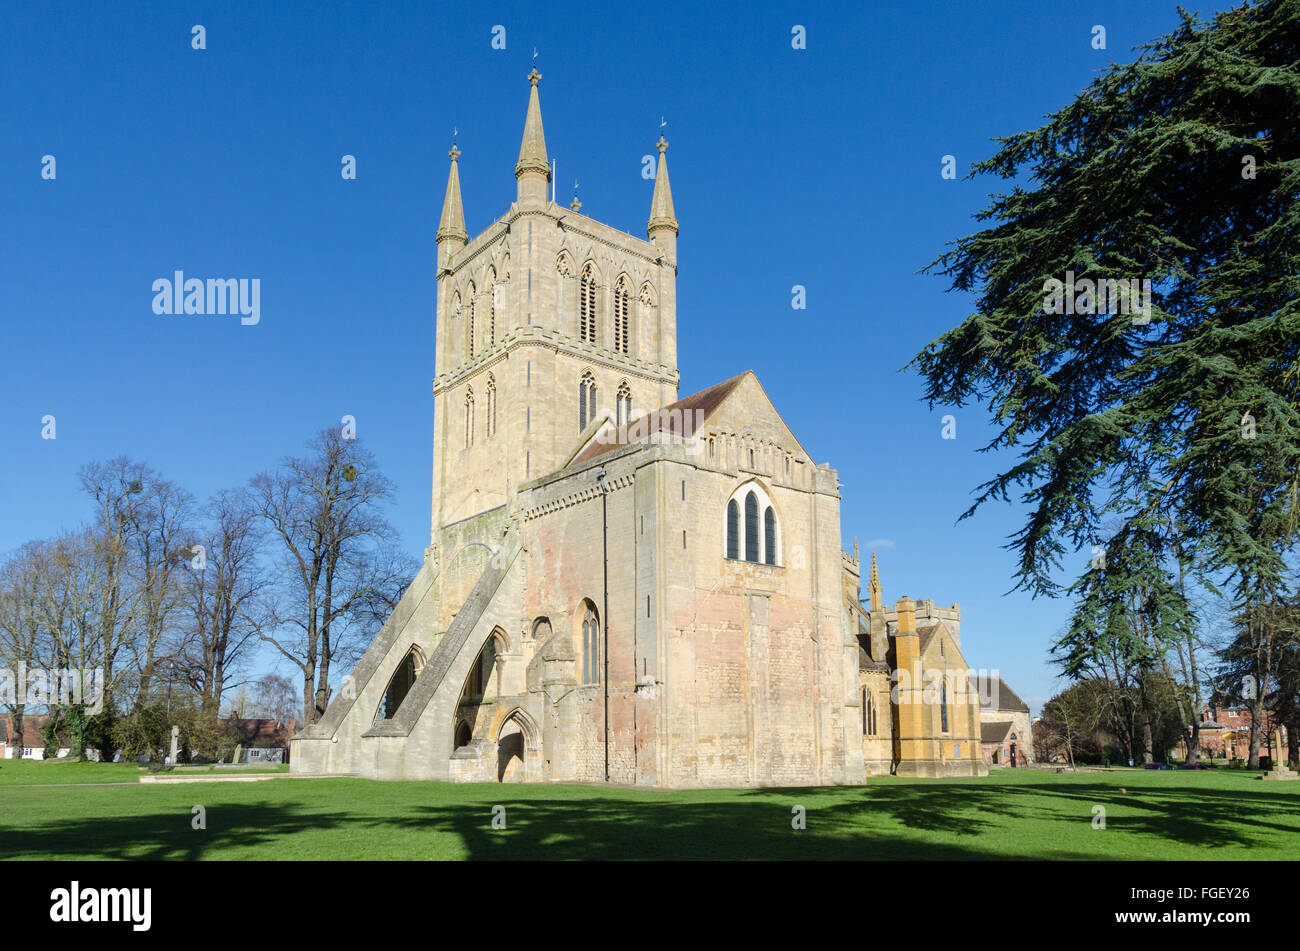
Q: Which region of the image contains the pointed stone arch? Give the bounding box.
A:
[724,477,782,567]
[495,706,539,782]
[574,598,601,685]
[613,273,633,355]
[374,644,426,723]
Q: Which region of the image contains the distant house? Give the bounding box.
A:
[1187,705,1289,762]
[229,718,296,763]
[975,676,1033,767]
[0,715,70,760]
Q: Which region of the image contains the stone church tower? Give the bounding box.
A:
[429,67,679,546]
[291,71,988,785]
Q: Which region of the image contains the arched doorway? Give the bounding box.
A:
[496,709,537,783]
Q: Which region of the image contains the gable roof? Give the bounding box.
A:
[975,675,1030,714]
[570,373,747,468]
[569,370,814,470]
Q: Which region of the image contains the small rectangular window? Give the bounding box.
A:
[526,407,530,435]
[646,595,651,617]
[682,530,687,548]
[640,515,644,535]
[525,451,530,480]
[681,480,685,500]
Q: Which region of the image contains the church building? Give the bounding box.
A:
[290,70,988,785]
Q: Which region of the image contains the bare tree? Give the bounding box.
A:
[0,542,54,759]
[253,673,298,727]
[79,458,194,719]
[249,428,414,724]
[27,529,134,758]
[176,489,269,721]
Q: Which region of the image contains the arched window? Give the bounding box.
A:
[940,681,949,733]
[486,268,497,346]
[580,263,598,344]
[450,291,462,358]
[744,492,759,562]
[724,482,779,565]
[454,720,473,749]
[464,386,474,448]
[579,370,596,431]
[462,633,501,704]
[485,374,497,438]
[466,282,477,359]
[581,601,600,685]
[613,276,631,354]
[377,646,425,722]
[863,690,878,736]
[616,381,632,427]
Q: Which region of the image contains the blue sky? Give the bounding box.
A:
[1,0,1232,713]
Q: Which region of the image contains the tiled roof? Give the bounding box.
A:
[981,721,1014,744]
[570,372,749,467]
[229,719,295,747]
[975,675,1030,714]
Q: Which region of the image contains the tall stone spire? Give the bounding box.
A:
[868,552,883,613]
[646,135,678,253]
[437,143,468,258]
[515,67,550,205]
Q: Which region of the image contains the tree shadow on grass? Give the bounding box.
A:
[0,794,1090,862]
[749,779,1300,855]
[4,778,1294,861]
[394,796,1095,860]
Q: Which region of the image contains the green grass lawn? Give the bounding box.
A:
[0,760,288,786]
[1,761,1297,860]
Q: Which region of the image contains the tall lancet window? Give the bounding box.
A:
[744,491,760,563]
[579,371,596,431]
[616,381,632,427]
[486,374,497,438]
[764,506,777,565]
[450,291,463,361]
[580,263,598,344]
[486,268,497,346]
[581,601,600,685]
[726,500,739,559]
[466,282,477,359]
[464,387,474,448]
[613,276,630,354]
